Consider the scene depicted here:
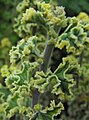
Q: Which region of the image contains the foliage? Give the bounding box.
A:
[0,0,89,120]
[0,0,21,82]
[0,38,12,82]
[43,0,89,16]
[0,0,20,43]
[58,0,89,16]
[60,12,89,120]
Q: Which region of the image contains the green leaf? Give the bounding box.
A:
[54,55,79,94]
[36,112,52,120]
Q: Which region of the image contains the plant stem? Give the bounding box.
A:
[32,42,54,108]
[40,44,54,72]
[78,51,84,67]
[32,28,61,108]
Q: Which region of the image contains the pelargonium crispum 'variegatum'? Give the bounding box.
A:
[0,0,89,120]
